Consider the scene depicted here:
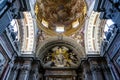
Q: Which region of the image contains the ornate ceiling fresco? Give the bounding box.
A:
[35,0,96,64]
[35,0,87,35]
[35,0,94,55]
[70,28,85,47]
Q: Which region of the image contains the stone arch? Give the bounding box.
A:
[36,36,85,68]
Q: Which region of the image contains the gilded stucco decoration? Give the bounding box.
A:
[35,0,87,35]
[43,46,79,68]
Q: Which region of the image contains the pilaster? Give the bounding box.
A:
[81,60,92,80]
[18,59,32,80]
[88,58,104,80]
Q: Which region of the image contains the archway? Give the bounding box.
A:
[36,36,85,79]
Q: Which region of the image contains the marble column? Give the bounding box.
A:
[8,62,20,80]
[77,70,83,80]
[18,60,32,80]
[73,76,76,80]
[29,61,41,80]
[106,54,120,80]
[81,60,92,80]
[45,77,49,80]
[101,61,113,80]
[108,61,120,80]
[89,59,104,80]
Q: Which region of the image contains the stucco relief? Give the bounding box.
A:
[43,46,78,68]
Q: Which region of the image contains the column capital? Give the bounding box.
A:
[81,60,89,68]
[88,58,101,72]
[88,58,98,65]
[90,65,101,72]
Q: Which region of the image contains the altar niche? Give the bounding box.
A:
[43,46,79,68]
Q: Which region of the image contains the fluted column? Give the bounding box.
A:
[6,61,13,80]
[18,60,32,80]
[8,62,20,80]
[89,59,104,80]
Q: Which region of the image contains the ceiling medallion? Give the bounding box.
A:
[35,0,87,36]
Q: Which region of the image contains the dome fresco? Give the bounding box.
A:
[35,0,87,35]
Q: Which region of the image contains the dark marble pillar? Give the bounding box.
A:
[29,61,42,80]
[73,76,76,80]
[108,61,120,80]
[8,62,20,80]
[18,60,32,80]
[101,61,113,80]
[77,70,83,80]
[45,77,49,80]
[81,60,92,80]
[89,59,104,80]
